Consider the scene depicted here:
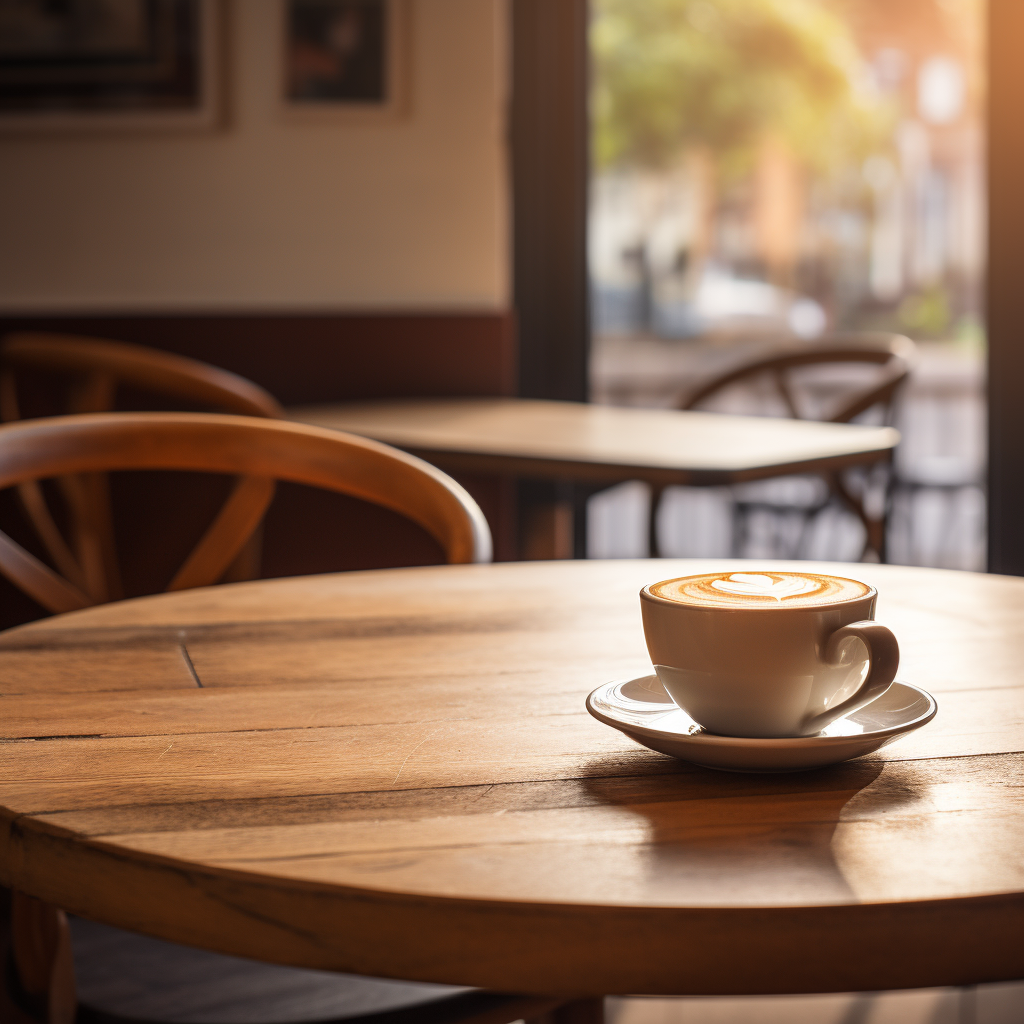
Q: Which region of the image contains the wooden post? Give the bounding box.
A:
[987,0,1024,574]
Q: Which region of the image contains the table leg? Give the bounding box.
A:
[9,891,76,1024]
[519,480,602,561]
[522,500,575,560]
[648,484,666,558]
[526,997,605,1024]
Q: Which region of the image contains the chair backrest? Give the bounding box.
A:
[0,332,285,604]
[0,413,492,615]
[0,332,284,419]
[680,333,916,425]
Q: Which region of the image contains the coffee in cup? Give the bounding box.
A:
[640,571,899,738]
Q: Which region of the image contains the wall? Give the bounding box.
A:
[0,0,509,313]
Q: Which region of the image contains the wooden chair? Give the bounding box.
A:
[0,412,491,614]
[650,332,915,561]
[0,413,578,1024]
[0,332,285,605]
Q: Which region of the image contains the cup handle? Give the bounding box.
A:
[803,620,900,734]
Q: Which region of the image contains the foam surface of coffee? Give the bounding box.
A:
[648,572,871,609]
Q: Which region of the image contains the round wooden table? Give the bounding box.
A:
[1,559,1022,997]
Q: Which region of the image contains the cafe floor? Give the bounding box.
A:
[607,984,1024,1024]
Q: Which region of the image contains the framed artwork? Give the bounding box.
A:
[0,0,220,133]
[282,0,408,121]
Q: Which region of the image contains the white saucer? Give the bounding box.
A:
[586,674,937,773]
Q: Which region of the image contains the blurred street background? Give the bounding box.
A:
[587,0,985,569]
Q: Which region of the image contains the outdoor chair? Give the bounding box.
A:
[650,332,915,561]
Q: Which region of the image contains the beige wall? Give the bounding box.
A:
[0,0,509,313]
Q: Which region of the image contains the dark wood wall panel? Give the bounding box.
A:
[0,311,516,404]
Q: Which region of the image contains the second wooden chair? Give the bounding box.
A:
[0,332,285,605]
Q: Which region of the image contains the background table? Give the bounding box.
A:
[291,398,898,487]
[290,400,900,558]
[1,560,1021,997]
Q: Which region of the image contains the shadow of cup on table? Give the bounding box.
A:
[576,753,921,906]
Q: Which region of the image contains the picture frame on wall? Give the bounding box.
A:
[282,0,409,121]
[0,0,221,133]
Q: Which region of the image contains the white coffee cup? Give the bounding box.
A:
[639,571,899,738]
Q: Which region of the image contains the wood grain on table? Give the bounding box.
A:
[0,560,1021,997]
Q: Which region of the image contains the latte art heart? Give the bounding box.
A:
[649,571,870,608]
[711,573,819,601]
